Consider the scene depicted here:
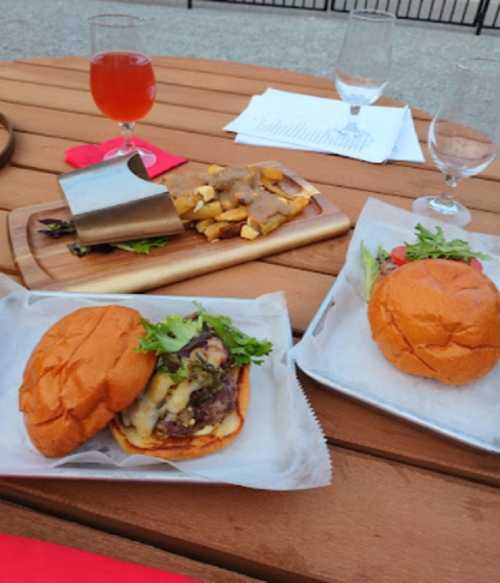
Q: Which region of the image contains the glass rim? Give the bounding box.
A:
[88,13,145,28]
[349,8,396,21]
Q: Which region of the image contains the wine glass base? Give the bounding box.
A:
[337,124,373,150]
[412,195,471,227]
[104,146,157,169]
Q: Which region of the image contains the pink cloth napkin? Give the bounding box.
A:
[0,534,200,582]
[65,137,187,179]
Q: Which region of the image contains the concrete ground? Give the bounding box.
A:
[0,0,498,120]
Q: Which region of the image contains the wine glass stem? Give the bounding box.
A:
[120,121,136,152]
[345,104,361,132]
[440,174,458,204]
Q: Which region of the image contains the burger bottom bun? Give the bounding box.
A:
[111,365,250,461]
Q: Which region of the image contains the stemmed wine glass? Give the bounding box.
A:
[412,59,499,226]
[335,9,395,143]
[89,14,157,168]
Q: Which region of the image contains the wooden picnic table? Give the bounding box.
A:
[0,56,499,583]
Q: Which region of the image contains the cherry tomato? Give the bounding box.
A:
[468,258,483,272]
[390,245,408,266]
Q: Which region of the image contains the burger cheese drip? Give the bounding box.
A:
[119,335,241,446]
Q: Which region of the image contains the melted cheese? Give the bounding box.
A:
[214,411,241,437]
[164,380,195,414]
[125,398,159,439]
[147,373,174,404]
[125,372,174,438]
[193,424,214,436]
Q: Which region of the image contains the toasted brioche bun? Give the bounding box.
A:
[111,364,250,460]
[19,305,156,458]
[368,259,500,385]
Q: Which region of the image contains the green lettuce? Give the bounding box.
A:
[360,242,380,302]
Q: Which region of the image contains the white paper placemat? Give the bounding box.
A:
[291,198,500,452]
[0,278,331,490]
[226,88,424,164]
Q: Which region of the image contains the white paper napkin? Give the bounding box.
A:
[291,198,500,451]
[0,280,332,490]
[225,88,424,164]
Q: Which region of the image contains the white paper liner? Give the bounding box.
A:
[292,198,500,452]
[0,280,331,490]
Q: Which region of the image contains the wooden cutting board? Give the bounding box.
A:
[8,166,350,294]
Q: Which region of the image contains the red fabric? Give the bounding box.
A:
[0,534,200,582]
[65,137,187,179]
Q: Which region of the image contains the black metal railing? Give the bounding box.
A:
[187,0,499,33]
[330,0,499,34]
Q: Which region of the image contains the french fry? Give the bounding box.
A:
[173,193,198,216]
[219,191,239,211]
[204,221,230,242]
[261,167,284,181]
[184,201,223,221]
[240,224,260,240]
[207,164,224,176]
[196,219,215,234]
[215,207,248,222]
[218,222,245,239]
[287,195,311,216]
[260,214,287,236]
[195,185,216,202]
[262,180,298,200]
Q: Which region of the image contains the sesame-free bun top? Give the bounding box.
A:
[19,305,156,458]
[368,259,500,385]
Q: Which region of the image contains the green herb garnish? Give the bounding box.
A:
[405,224,488,262]
[139,315,203,353]
[138,308,273,367]
[197,308,273,366]
[112,237,169,255]
[360,242,381,302]
[376,245,389,264]
[168,359,190,384]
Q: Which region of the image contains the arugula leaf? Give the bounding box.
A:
[197,308,273,366]
[112,237,169,255]
[360,242,380,302]
[138,308,272,367]
[139,315,203,354]
[405,224,488,262]
[168,359,190,384]
[376,245,389,264]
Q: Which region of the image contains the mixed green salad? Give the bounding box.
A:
[39,218,169,257]
[361,224,488,301]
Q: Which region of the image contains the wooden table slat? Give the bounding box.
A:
[0,65,498,182]
[0,499,261,582]
[9,126,500,216]
[17,56,431,120]
[1,446,499,583]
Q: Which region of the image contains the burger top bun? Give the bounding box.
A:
[368,259,500,385]
[19,305,156,457]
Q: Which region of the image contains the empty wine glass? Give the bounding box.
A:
[335,9,395,143]
[412,59,499,227]
[89,14,157,168]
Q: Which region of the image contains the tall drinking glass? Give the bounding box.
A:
[412,59,499,227]
[335,9,395,142]
[89,14,157,168]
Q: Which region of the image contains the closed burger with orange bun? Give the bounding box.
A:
[19,305,156,458]
[111,308,272,460]
[362,225,500,385]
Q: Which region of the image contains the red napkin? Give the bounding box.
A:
[0,534,200,582]
[65,137,187,179]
